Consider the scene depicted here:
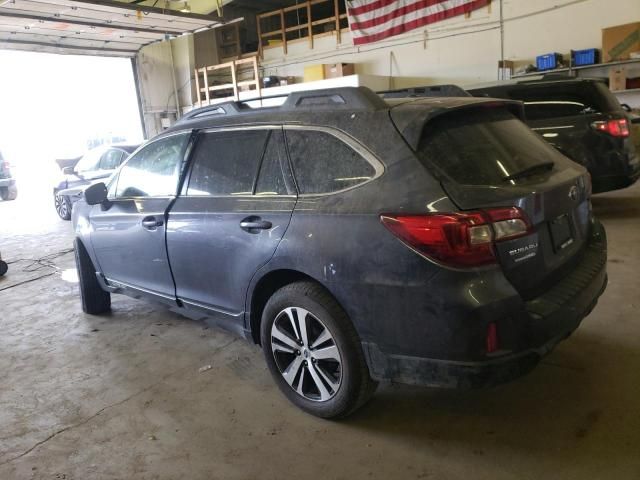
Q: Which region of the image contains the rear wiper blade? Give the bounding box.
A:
[503,162,554,181]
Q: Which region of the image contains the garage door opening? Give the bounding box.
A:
[0,50,144,234]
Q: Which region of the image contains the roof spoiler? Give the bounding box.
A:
[390,99,525,150]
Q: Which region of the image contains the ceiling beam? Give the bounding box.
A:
[69,0,226,22]
[0,11,183,35]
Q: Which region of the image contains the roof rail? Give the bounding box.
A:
[282,86,387,110]
[177,86,386,125]
[515,73,574,84]
[377,84,470,98]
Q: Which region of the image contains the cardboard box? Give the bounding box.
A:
[324,63,356,79]
[609,66,627,92]
[303,64,325,82]
[602,22,640,62]
[627,77,640,89]
[279,76,296,86]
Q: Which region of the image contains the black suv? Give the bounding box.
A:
[0,150,17,201]
[72,87,607,418]
[468,78,639,193]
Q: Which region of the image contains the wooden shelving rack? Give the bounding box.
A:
[257,0,348,58]
[193,56,261,107]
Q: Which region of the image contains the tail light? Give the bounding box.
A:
[591,118,630,137]
[380,207,531,269]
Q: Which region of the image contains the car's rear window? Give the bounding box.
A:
[417,108,561,186]
[476,82,620,120]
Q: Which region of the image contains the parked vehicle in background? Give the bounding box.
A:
[0,151,18,201]
[72,87,607,418]
[468,77,639,193]
[54,144,139,220]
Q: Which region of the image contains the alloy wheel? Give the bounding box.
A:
[270,307,342,402]
[55,194,69,219]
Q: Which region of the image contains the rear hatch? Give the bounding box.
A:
[391,101,592,299]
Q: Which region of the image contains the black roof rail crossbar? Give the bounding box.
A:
[179,103,241,122]
[282,87,387,110]
[178,87,386,124]
[377,84,471,98]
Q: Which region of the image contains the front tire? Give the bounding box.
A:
[74,239,111,314]
[261,281,376,419]
[54,193,71,220]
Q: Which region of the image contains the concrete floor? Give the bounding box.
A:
[1,179,639,480]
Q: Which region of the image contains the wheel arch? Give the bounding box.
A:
[247,268,344,346]
[74,236,91,261]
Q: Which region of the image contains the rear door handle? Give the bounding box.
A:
[142,216,164,230]
[240,217,272,232]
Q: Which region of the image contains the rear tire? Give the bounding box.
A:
[260,281,377,419]
[74,239,111,314]
[0,186,17,201]
[55,193,71,220]
[0,260,7,276]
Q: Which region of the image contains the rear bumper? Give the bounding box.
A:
[0,178,15,188]
[364,219,608,388]
[591,151,640,193]
[592,171,639,193]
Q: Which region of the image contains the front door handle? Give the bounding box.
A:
[142,216,164,230]
[240,216,272,232]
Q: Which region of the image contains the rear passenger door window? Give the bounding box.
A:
[285,129,376,194]
[255,130,292,196]
[187,130,269,196]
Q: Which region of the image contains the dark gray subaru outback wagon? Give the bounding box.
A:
[73,87,608,418]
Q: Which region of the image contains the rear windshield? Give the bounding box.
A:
[417,108,561,186]
[475,82,620,120]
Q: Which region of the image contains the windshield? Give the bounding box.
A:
[417,108,561,186]
[75,147,106,173]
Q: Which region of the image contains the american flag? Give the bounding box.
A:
[347,0,490,45]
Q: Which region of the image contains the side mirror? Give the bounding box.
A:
[62,166,75,175]
[84,182,109,206]
[620,103,632,113]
